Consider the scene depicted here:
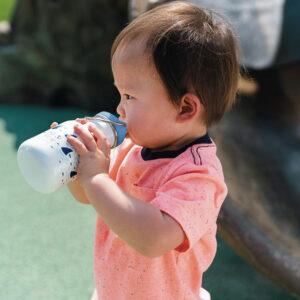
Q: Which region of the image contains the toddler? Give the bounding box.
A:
[65,2,239,299]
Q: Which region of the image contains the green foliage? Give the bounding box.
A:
[0,0,16,21]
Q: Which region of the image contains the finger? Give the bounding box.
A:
[67,135,87,156]
[73,124,97,152]
[75,118,88,125]
[88,123,111,155]
[50,122,58,128]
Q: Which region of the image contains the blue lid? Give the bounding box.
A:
[97,112,127,146]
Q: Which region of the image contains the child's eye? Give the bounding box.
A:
[124,94,133,100]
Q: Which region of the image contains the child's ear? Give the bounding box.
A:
[177,93,202,122]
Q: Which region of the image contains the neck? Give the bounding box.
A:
[152,125,207,152]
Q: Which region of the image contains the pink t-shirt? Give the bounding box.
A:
[92,135,227,300]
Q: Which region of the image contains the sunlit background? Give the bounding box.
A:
[0,0,16,21]
[0,1,299,299]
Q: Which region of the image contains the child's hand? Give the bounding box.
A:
[50,122,58,128]
[50,118,87,128]
[66,122,111,184]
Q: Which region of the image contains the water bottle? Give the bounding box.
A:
[17,111,127,194]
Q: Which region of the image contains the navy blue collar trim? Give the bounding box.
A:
[141,133,212,161]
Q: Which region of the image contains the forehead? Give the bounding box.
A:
[111,37,162,89]
[112,36,151,68]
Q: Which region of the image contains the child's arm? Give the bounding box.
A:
[67,180,90,204]
[83,174,185,258]
[67,123,186,258]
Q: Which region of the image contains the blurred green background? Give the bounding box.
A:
[0,0,16,21]
[0,1,297,299]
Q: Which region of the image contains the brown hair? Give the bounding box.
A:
[111,1,239,126]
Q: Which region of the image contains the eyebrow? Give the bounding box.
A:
[113,81,136,92]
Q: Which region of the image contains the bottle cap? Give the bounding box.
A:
[95,112,127,146]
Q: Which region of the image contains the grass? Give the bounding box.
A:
[0,0,16,21]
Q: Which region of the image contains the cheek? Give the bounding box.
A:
[127,116,142,134]
[126,115,149,140]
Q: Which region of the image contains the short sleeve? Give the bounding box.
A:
[151,171,226,252]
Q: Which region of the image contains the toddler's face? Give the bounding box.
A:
[112,39,182,151]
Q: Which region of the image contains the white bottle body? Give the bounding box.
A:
[17,119,116,194]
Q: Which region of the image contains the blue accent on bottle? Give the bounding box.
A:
[97,112,127,146]
[70,171,77,178]
[61,147,73,155]
[65,134,77,138]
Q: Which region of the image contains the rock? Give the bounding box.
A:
[0,0,128,111]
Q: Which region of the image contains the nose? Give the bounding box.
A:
[116,100,125,119]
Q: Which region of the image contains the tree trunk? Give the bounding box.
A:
[0,0,128,111]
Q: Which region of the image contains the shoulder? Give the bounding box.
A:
[165,141,224,180]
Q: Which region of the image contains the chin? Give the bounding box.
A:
[129,136,145,147]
